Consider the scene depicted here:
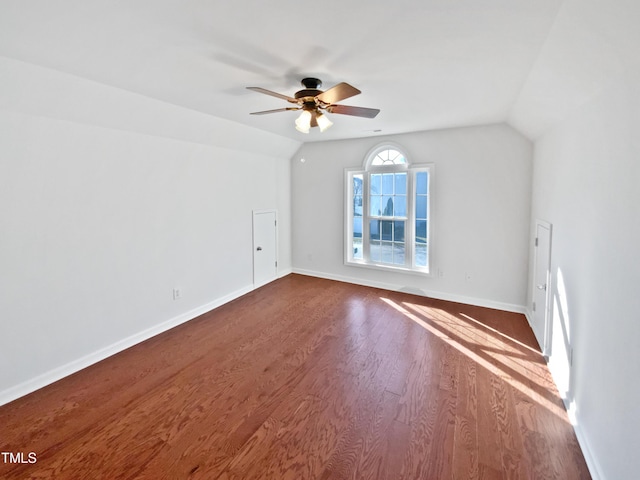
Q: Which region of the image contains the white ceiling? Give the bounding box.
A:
[1,0,638,142]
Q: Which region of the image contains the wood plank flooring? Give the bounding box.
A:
[0,274,591,479]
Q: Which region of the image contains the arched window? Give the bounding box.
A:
[369,148,407,166]
[345,144,432,273]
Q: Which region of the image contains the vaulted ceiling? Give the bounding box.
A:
[1,0,638,142]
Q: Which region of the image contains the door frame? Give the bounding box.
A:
[532,219,553,356]
[252,209,278,288]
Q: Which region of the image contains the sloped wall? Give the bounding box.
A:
[528,63,640,480]
[0,57,300,403]
[509,1,640,477]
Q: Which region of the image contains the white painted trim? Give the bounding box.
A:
[363,142,411,169]
[4,271,596,479]
[292,268,527,315]
[292,269,602,477]
[277,267,293,279]
[524,306,547,345]
[522,337,601,480]
[571,418,604,480]
[343,258,433,277]
[0,283,253,407]
[524,307,534,328]
[531,219,553,355]
[252,209,279,289]
[344,163,435,275]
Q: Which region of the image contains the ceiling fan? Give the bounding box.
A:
[247,77,380,133]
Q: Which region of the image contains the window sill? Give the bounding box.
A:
[345,260,432,277]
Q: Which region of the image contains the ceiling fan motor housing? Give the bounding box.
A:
[294,77,322,106]
[301,77,322,89]
[295,78,324,104]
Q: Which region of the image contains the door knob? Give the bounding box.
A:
[536,283,547,291]
[256,246,262,251]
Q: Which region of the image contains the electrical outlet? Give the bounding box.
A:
[437,268,444,278]
[173,288,182,300]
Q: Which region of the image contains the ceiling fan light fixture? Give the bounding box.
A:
[316,112,333,132]
[295,110,312,133]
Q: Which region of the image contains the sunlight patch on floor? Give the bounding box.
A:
[379,296,569,423]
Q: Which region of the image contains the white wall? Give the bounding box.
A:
[291,124,532,311]
[0,57,300,404]
[527,63,640,480]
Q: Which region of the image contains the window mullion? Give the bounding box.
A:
[347,172,353,263]
[363,172,370,262]
[347,170,356,263]
[407,169,415,268]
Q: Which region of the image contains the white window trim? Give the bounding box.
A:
[364,142,409,169]
[344,147,434,276]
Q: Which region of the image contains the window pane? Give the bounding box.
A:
[353,174,363,195]
[416,171,428,195]
[393,243,405,265]
[382,173,394,194]
[370,174,381,194]
[415,244,427,267]
[394,195,406,217]
[370,241,381,262]
[353,217,362,238]
[369,220,380,241]
[381,242,393,263]
[416,195,427,219]
[370,195,381,216]
[395,172,407,194]
[415,220,427,243]
[353,237,363,260]
[394,221,405,242]
[384,149,406,164]
[381,221,393,241]
[382,196,394,216]
[353,195,362,217]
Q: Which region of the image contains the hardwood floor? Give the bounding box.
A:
[0,274,590,479]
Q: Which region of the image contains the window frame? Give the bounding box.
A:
[344,144,433,275]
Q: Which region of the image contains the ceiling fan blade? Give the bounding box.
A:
[246,87,298,103]
[316,82,361,104]
[250,107,300,115]
[326,104,380,118]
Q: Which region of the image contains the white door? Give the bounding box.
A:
[253,210,278,288]
[532,220,552,355]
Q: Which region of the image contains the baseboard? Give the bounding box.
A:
[524,307,540,346]
[563,400,604,480]
[277,266,293,279]
[294,268,602,478]
[292,268,527,315]
[0,283,254,407]
[524,307,534,327]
